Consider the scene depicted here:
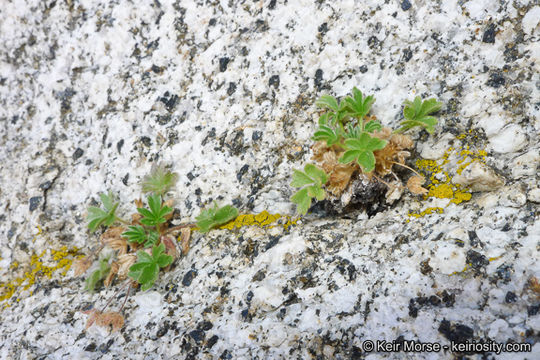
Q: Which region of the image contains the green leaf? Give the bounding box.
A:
[398,96,442,134]
[289,164,327,215]
[196,203,239,233]
[364,120,382,133]
[141,164,178,195]
[122,226,159,248]
[312,125,340,146]
[339,133,387,173]
[343,87,375,119]
[304,164,328,187]
[290,188,311,215]
[315,95,339,112]
[307,185,326,201]
[137,194,173,227]
[87,193,119,232]
[84,257,110,293]
[128,244,173,291]
[291,169,315,187]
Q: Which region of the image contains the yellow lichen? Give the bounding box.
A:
[0,227,81,309]
[219,210,299,231]
[408,133,488,219]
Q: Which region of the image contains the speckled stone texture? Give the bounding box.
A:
[1,0,539,359]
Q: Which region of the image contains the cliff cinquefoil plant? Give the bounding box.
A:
[76,165,238,332]
[291,87,442,215]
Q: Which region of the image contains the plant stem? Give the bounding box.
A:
[115,217,131,225]
[100,280,131,313]
[390,161,422,177]
[164,223,196,235]
[119,283,132,312]
[372,174,393,188]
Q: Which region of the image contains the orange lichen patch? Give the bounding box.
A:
[218,211,298,231]
[0,227,82,309]
[408,134,486,219]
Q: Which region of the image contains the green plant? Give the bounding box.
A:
[141,164,178,195]
[79,165,239,330]
[396,96,442,134]
[196,203,239,233]
[84,256,111,292]
[290,164,328,215]
[87,193,120,232]
[136,194,173,228]
[127,243,173,291]
[290,88,442,214]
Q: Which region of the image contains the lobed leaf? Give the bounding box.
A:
[398,96,442,134]
[315,95,339,112]
[196,203,239,233]
[290,188,311,215]
[87,193,119,232]
[141,164,178,195]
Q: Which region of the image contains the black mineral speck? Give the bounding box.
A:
[264,235,281,250]
[495,264,513,283]
[160,91,179,112]
[220,350,232,360]
[482,24,496,43]
[438,320,474,343]
[269,75,280,88]
[189,329,205,345]
[237,164,249,182]
[252,269,266,282]
[151,64,162,73]
[367,36,379,49]
[206,335,218,348]
[209,18,216,26]
[403,48,413,62]
[505,291,517,303]
[468,230,480,247]
[318,23,328,35]
[487,72,505,88]
[187,172,195,181]
[528,304,540,316]
[29,196,42,212]
[252,130,262,141]
[122,173,129,186]
[219,57,230,72]
[72,147,84,160]
[315,69,324,90]
[140,136,152,147]
[401,0,411,11]
[182,269,198,287]
[466,250,489,270]
[227,82,236,96]
[39,181,51,191]
[116,139,124,154]
[156,322,169,337]
[84,343,97,352]
[268,0,276,10]
[98,339,114,353]
[420,259,433,275]
[359,65,368,73]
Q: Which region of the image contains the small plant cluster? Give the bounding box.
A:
[291,87,442,214]
[75,165,238,331]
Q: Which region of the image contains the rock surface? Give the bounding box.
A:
[1,0,539,359]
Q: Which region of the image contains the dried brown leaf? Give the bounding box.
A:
[117,254,137,279]
[327,164,357,195]
[372,127,392,140]
[390,133,414,149]
[103,262,119,287]
[101,226,125,243]
[82,309,100,329]
[73,256,93,277]
[180,228,191,255]
[162,235,178,259]
[407,176,428,195]
[95,311,125,332]
[528,277,540,297]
